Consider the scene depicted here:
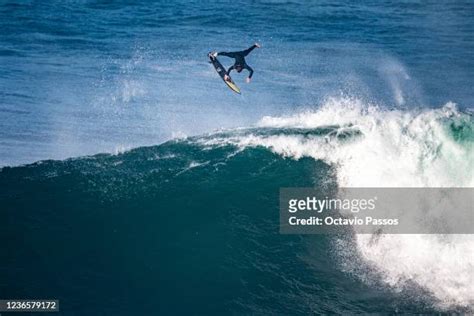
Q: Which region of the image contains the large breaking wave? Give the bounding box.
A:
[195,96,474,309]
[1,96,472,312]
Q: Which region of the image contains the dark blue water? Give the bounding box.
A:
[1,1,473,315]
[1,0,473,166]
[2,131,471,315]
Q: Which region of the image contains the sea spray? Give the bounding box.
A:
[198,96,474,309]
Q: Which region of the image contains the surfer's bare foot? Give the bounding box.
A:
[224,74,230,81]
[254,43,261,48]
[246,77,251,83]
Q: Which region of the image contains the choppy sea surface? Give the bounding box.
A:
[1,1,473,314]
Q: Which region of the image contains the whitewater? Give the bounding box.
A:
[197,96,474,309]
[1,96,472,314]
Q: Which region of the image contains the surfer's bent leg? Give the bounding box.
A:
[218,52,237,58]
[241,44,258,57]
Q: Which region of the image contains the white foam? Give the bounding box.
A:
[207,97,474,309]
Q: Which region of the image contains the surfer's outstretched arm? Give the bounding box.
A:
[226,65,236,75]
[244,65,254,83]
[245,65,254,78]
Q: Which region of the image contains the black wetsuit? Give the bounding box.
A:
[217,44,257,78]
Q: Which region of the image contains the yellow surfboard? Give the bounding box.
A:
[224,80,241,94]
[209,54,241,94]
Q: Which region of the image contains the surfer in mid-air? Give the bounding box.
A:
[210,43,261,83]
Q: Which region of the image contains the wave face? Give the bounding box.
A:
[202,98,474,310]
[1,98,472,314]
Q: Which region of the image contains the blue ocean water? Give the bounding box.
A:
[1,1,473,315]
[1,0,473,166]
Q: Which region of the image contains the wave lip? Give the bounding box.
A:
[199,97,474,310]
